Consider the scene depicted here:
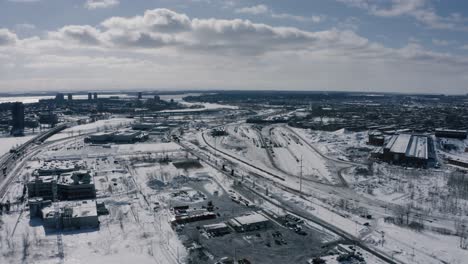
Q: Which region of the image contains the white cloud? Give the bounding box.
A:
[0,28,17,46]
[7,0,41,2]
[461,45,468,50]
[235,5,269,15]
[432,39,452,46]
[84,0,119,10]
[235,4,324,23]
[0,8,467,94]
[337,0,468,31]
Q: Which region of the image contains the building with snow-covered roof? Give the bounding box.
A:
[228,212,271,232]
[383,134,435,167]
[85,130,148,144]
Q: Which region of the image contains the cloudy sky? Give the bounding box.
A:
[0,0,467,94]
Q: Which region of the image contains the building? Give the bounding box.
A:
[10,102,25,136]
[93,92,98,100]
[42,200,99,230]
[382,134,436,167]
[67,93,73,101]
[27,176,57,200]
[88,93,92,100]
[85,131,149,144]
[28,198,52,218]
[368,131,385,146]
[138,92,143,100]
[56,171,96,200]
[55,93,65,102]
[28,171,96,201]
[36,163,77,176]
[203,223,231,236]
[132,123,156,131]
[228,212,271,232]
[39,113,59,125]
[435,129,467,139]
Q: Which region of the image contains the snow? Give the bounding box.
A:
[46,118,135,142]
[388,134,412,154]
[0,135,36,156]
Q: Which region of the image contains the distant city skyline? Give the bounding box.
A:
[0,0,468,94]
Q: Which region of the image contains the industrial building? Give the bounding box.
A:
[368,131,385,146]
[10,102,25,136]
[382,134,436,167]
[28,171,96,201]
[435,129,467,139]
[85,130,149,144]
[228,212,271,232]
[42,200,99,230]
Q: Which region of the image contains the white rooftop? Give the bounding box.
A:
[231,212,269,226]
[388,134,412,154]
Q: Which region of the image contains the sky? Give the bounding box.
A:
[0,0,467,94]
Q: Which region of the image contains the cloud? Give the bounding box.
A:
[337,0,468,31]
[84,0,119,10]
[432,39,452,46]
[7,0,41,2]
[461,45,468,50]
[271,13,324,23]
[101,9,191,33]
[0,8,467,94]
[235,5,269,15]
[235,4,324,23]
[0,29,17,46]
[49,25,102,45]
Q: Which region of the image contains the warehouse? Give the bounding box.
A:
[228,212,271,232]
[85,130,148,144]
[382,134,435,167]
[435,129,467,139]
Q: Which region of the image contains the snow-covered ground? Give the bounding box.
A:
[46,118,135,142]
[0,135,36,156]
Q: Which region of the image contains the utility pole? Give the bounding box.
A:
[299,155,303,195]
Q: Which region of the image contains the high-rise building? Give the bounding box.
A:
[88,93,92,100]
[138,92,143,100]
[55,93,65,101]
[93,92,98,100]
[67,94,73,101]
[11,102,25,136]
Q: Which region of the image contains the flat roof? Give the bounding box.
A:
[435,129,467,133]
[231,212,269,226]
[42,200,97,218]
[203,223,228,230]
[406,136,428,159]
[389,134,412,154]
